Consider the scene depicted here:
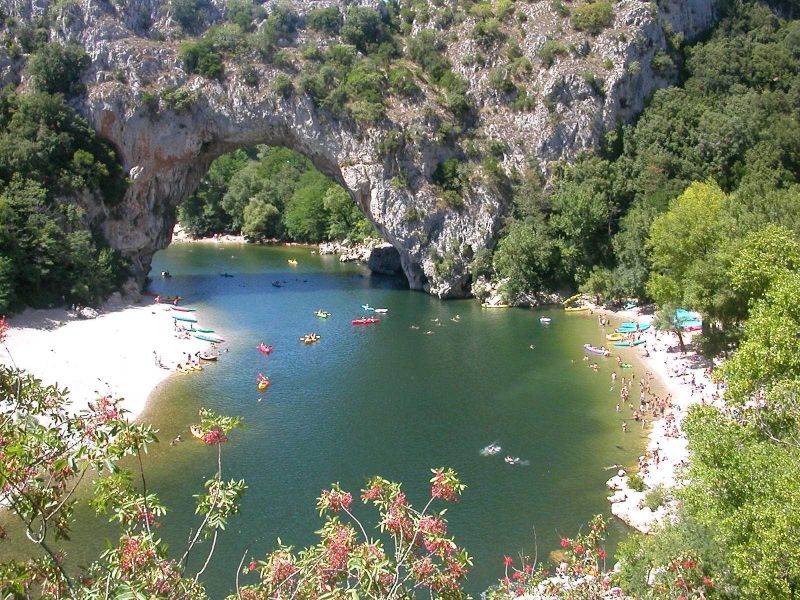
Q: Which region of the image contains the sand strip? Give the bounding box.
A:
[0,301,219,420]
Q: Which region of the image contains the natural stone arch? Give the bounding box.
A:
[88,86,503,297]
[2,0,717,297]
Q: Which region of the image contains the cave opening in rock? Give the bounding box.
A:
[175,144,408,284]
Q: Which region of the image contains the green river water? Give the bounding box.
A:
[8,243,649,596]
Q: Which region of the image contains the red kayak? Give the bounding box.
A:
[171,306,196,312]
[352,317,381,325]
[257,343,273,354]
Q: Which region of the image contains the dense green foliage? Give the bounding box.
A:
[0,87,128,312]
[493,2,800,306]
[178,146,373,242]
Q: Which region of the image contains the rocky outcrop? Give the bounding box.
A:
[0,0,718,297]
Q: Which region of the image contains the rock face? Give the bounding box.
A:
[0,0,718,297]
[367,244,403,276]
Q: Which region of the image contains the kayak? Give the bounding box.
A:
[315,310,331,318]
[173,315,198,323]
[621,363,633,369]
[562,293,583,306]
[256,343,273,354]
[300,334,321,344]
[198,353,218,361]
[565,306,589,312]
[258,379,270,392]
[583,343,611,357]
[361,304,374,311]
[614,339,646,347]
[374,308,389,314]
[288,259,298,266]
[352,317,380,325]
[606,333,630,341]
[616,323,650,333]
[189,327,215,333]
[171,306,196,312]
[540,317,552,324]
[194,333,224,343]
[481,303,510,308]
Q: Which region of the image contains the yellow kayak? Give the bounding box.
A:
[564,306,589,312]
[481,303,510,308]
[562,293,583,306]
[288,259,298,266]
[258,380,270,392]
[607,332,630,341]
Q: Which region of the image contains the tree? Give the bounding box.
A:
[242,197,280,239]
[283,170,332,241]
[645,181,727,307]
[323,185,372,241]
[341,6,387,53]
[721,271,800,403]
[493,220,557,298]
[306,6,342,35]
[26,43,89,97]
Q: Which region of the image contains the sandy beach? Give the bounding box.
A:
[590,305,722,533]
[0,300,218,420]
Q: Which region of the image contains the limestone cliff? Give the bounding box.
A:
[0,0,717,297]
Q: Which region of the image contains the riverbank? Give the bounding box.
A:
[0,301,216,420]
[590,305,722,533]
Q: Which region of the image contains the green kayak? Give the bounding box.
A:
[194,333,224,343]
[613,339,646,347]
[173,315,198,323]
[189,327,215,333]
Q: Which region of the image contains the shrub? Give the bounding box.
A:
[571,1,614,35]
[306,6,342,35]
[403,205,422,222]
[433,157,468,193]
[643,484,666,511]
[511,88,535,111]
[471,17,504,48]
[538,39,567,67]
[26,42,89,96]
[488,66,515,94]
[161,87,198,111]
[388,67,420,97]
[628,472,646,492]
[241,65,259,86]
[226,0,265,32]
[272,73,293,97]
[652,50,675,76]
[551,0,570,17]
[179,39,223,79]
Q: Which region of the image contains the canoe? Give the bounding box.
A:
[621,363,633,369]
[481,304,510,308]
[173,315,198,323]
[352,318,380,325]
[613,339,646,347]
[171,306,196,312]
[256,344,273,354]
[583,343,611,357]
[194,333,224,343]
[564,306,589,313]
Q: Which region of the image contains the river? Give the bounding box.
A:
[16,243,648,596]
